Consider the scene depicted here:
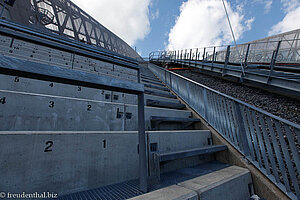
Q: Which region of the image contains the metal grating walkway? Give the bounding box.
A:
[58,161,230,200]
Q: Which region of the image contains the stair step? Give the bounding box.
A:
[141,75,160,82]
[145,89,177,99]
[143,83,169,92]
[178,165,252,200]
[142,79,165,87]
[141,74,156,78]
[151,116,201,123]
[145,94,180,104]
[142,76,162,84]
[150,116,201,130]
[130,185,197,200]
[146,99,185,109]
[158,145,227,162]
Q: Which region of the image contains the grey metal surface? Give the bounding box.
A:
[149,63,300,200]
[0,21,139,71]
[0,0,140,59]
[58,161,231,200]
[158,145,228,162]
[0,130,212,196]
[0,55,143,94]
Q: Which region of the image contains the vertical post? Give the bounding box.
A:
[195,48,198,66]
[244,44,250,67]
[202,48,206,61]
[233,102,250,156]
[223,45,231,74]
[0,0,5,18]
[137,68,148,192]
[180,50,183,61]
[270,41,281,72]
[138,93,148,192]
[189,49,192,66]
[267,41,281,83]
[212,47,216,64]
[174,51,176,62]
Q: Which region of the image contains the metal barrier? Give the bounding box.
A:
[148,63,300,200]
[149,37,300,68]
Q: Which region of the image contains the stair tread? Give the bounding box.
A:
[146,99,185,109]
[151,116,200,122]
[158,145,227,162]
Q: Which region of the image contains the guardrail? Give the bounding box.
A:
[148,63,300,200]
[149,38,300,71]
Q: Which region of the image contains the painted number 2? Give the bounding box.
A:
[44,141,53,152]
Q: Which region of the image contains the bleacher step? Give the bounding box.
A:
[145,89,177,99]
[158,145,227,162]
[146,99,185,109]
[150,116,201,130]
[143,83,169,92]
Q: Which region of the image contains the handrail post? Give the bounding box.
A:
[244,44,250,68]
[212,46,216,64]
[268,41,281,82]
[233,102,250,156]
[195,48,198,66]
[189,49,192,67]
[202,48,206,62]
[223,45,231,74]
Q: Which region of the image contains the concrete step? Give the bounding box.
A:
[130,164,252,200]
[143,83,169,92]
[142,79,165,87]
[145,94,180,104]
[130,185,198,200]
[146,99,186,109]
[158,145,227,162]
[145,89,177,99]
[150,116,201,130]
[141,75,160,82]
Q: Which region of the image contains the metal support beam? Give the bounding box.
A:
[138,92,148,192]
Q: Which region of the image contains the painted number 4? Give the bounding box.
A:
[0,97,6,104]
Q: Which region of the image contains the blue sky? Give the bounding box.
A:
[73,0,300,58]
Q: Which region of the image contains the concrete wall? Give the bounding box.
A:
[0,130,211,196]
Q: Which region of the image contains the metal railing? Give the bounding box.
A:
[148,63,300,200]
[149,39,300,70]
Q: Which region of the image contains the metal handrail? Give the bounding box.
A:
[148,63,300,199]
[150,38,300,68]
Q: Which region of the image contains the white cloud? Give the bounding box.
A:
[167,0,253,50]
[268,0,300,35]
[71,0,151,46]
[280,0,300,12]
[264,0,272,13]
